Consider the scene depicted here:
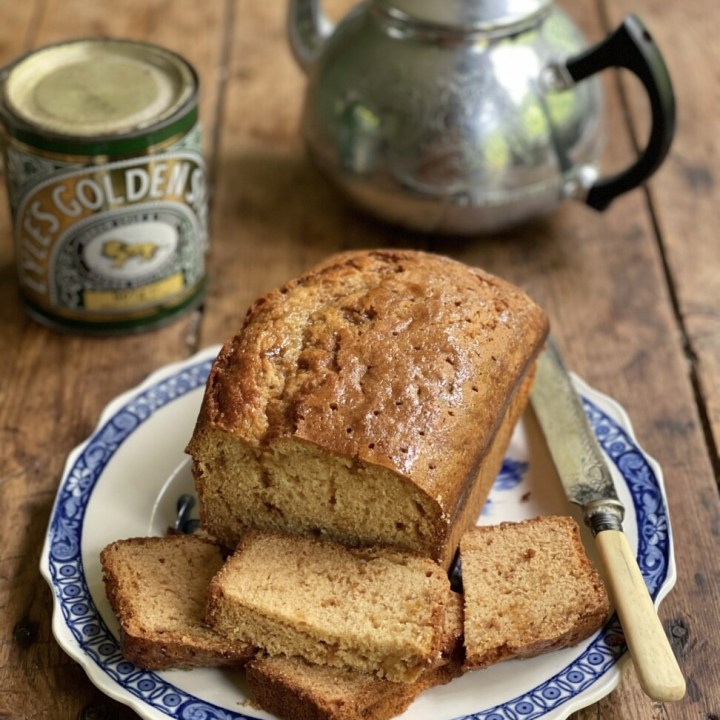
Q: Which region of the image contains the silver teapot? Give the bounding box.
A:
[288,0,675,233]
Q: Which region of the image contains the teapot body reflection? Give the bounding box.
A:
[288,0,675,234]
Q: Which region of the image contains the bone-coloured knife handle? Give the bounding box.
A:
[594,529,686,702]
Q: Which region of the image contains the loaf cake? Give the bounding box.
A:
[100,534,254,670]
[460,516,610,669]
[204,530,451,683]
[245,592,464,720]
[186,249,549,566]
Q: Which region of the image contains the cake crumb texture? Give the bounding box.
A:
[205,530,450,682]
[100,534,254,670]
[460,516,610,669]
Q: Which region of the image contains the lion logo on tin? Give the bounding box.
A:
[102,240,159,269]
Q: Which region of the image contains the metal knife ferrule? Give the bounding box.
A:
[583,498,625,535]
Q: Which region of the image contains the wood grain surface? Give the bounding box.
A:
[0,1,718,719]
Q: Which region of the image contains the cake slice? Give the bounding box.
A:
[100,534,254,670]
[245,592,464,720]
[205,530,451,682]
[460,516,610,669]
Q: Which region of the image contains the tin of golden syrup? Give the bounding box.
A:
[0,39,208,334]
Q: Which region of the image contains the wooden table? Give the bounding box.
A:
[1,1,718,718]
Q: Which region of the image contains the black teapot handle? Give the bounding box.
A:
[564,15,675,211]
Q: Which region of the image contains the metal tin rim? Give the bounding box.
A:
[0,37,199,149]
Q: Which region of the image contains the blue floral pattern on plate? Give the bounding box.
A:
[494,458,530,491]
[41,349,673,720]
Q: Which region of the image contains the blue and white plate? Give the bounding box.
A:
[40,345,676,720]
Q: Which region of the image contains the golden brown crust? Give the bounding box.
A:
[246,657,420,720]
[441,364,537,566]
[186,249,549,564]
[189,249,546,465]
[118,630,254,671]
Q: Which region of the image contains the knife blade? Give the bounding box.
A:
[530,339,685,702]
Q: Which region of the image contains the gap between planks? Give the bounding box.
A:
[186,0,236,355]
[597,0,720,490]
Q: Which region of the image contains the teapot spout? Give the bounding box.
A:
[287,0,334,73]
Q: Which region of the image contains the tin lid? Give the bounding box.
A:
[376,0,552,33]
[1,38,197,141]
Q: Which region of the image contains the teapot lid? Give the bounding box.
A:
[375,0,552,32]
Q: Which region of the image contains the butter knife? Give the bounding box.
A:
[530,339,685,702]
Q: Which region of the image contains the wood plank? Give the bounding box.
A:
[604,0,720,467]
[197,0,431,346]
[0,2,228,718]
[599,0,720,717]
[29,0,226,157]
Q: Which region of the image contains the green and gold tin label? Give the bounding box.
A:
[6,123,207,328]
